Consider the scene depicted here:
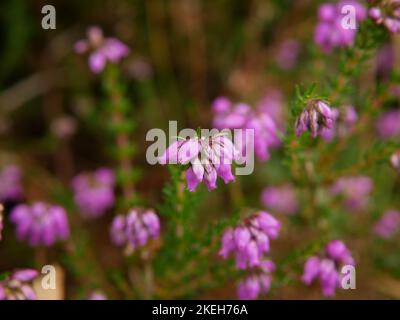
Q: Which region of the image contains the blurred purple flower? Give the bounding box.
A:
[391,150,400,172]
[275,39,300,70]
[72,168,115,219]
[219,211,280,270]
[369,1,400,33]
[237,260,275,300]
[320,105,358,141]
[0,269,38,300]
[261,185,299,216]
[374,210,400,239]
[295,100,335,138]
[75,26,130,73]
[0,204,3,241]
[10,202,70,247]
[110,208,160,251]
[0,165,23,203]
[376,109,400,139]
[212,96,282,161]
[314,1,366,53]
[302,240,354,297]
[88,290,107,300]
[330,176,373,210]
[159,133,240,192]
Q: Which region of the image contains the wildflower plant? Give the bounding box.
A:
[1,0,400,301]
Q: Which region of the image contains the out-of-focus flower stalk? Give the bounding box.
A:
[103,65,136,206]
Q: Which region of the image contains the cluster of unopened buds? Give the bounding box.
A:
[295,100,335,138]
[370,0,400,33]
[0,269,38,300]
[219,211,281,299]
[110,208,160,254]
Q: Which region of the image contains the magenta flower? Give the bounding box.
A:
[261,185,299,216]
[212,97,281,161]
[237,260,275,300]
[374,209,400,239]
[72,168,115,219]
[88,290,107,300]
[0,269,38,300]
[110,208,160,251]
[159,132,240,192]
[330,176,373,210]
[219,211,280,269]
[0,165,23,203]
[10,202,70,247]
[275,39,300,70]
[302,240,354,297]
[369,1,400,33]
[391,150,400,172]
[376,109,400,139]
[75,26,130,73]
[314,1,366,53]
[0,204,3,241]
[295,100,335,138]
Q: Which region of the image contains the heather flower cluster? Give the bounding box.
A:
[369,0,400,33]
[10,202,70,247]
[373,210,400,238]
[159,132,240,192]
[314,1,367,53]
[110,208,160,251]
[0,269,38,300]
[330,176,373,210]
[237,260,275,300]
[219,211,280,299]
[0,165,23,203]
[72,168,115,219]
[302,240,354,296]
[0,204,3,241]
[295,100,335,138]
[212,96,281,161]
[75,26,130,73]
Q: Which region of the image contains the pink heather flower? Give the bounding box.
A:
[295,100,335,138]
[256,89,286,129]
[391,150,400,172]
[302,240,354,297]
[369,0,400,33]
[261,185,299,216]
[10,202,70,247]
[0,204,3,241]
[88,290,107,300]
[219,211,280,270]
[275,39,300,70]
[237,260,275,300]
[159,132,240,192]
[320,105,358,141]
[330,176,373,210]
[374,209,400,238]
[314,1,367,53]
[75,26,130,73]
[110,208,160,251]
[0,165,23,203]
[0,269,38,300]
[212,96,281,162]
[376,109,400,138]
[72,168,115,219]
